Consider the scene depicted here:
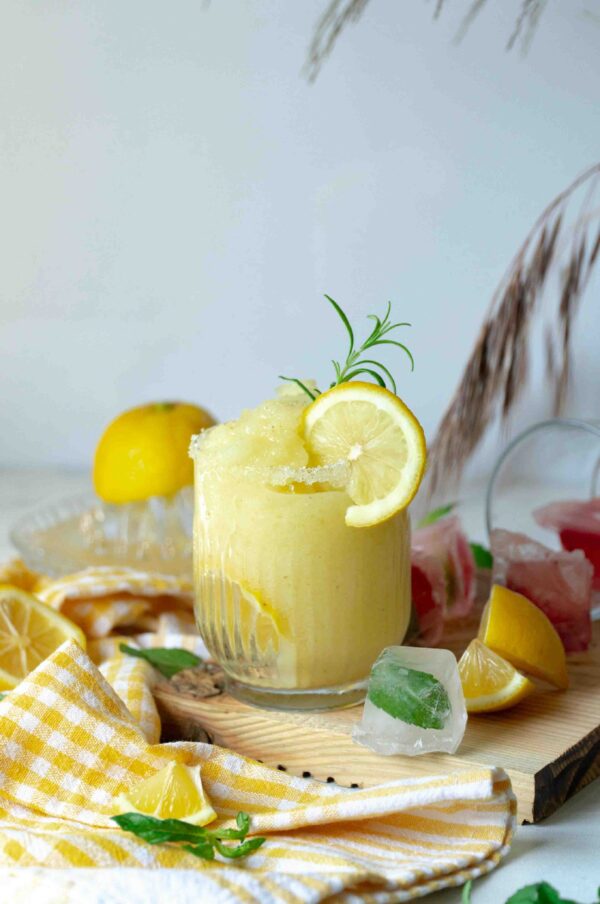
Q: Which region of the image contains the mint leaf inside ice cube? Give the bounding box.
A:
[367,658,452,730]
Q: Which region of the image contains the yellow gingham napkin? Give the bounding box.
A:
[0,564,516,901]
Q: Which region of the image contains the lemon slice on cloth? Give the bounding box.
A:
[117,762,217,826]
[458,639,535,713]
[94,401,215,504]
[0,585,86,690]
[302,382,426,527]
[479,585,569,690]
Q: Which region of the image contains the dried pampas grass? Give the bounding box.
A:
[305,0,371,83]
[305,0,551,81]
[428,162,600,494]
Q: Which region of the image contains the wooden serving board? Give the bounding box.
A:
[154,607,600,825]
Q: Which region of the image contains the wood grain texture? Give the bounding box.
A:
[154,602,600,825]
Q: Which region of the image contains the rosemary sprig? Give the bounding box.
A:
[112,810,265,861]
[280,295,414,400]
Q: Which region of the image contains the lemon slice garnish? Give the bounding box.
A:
[302,382,426,527]
[458,639,535,713]
[479,585,569,690]
[116,762,216,826]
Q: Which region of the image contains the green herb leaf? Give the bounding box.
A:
[182,840,215,860]
[278,375,318,401]
[464,878,591,904]
[417,502,456,527]
[112,811,265,862]
[113,813,203,845]
[211,811,251,841]
[470,542,493,570]
[119,644,202,679]
[0,693,6,702]
[506,883,563,903]
[376,338,415,371]
[368,653,451,730]
[213,836,266,859]
[343,367,387,387]
[325,294,354,357]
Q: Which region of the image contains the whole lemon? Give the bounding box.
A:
[93,401,215,504]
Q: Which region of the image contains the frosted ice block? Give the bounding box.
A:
[491,528,593,652]
[534,498,600,591]
[411,516,475,620]
[353,647,467,756]
[409,548,446,646]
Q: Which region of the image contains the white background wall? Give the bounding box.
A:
[1,0,599,470]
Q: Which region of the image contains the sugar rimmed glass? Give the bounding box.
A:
[191,433,412,711]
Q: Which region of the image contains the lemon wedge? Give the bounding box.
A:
[458,639,535,713]
[197,574,285,659]
[0,585,86,690]
[479,584,569,690]
[116,762,217,826]
[302,382,426,527]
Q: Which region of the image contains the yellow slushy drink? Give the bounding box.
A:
[191,385,419,710]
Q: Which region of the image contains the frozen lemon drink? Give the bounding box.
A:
[191,298,426,709]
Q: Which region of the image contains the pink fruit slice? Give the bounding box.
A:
[491,528,593,652]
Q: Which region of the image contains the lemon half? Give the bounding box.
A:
[94,401,215,504]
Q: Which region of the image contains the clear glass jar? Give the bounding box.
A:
[486,418,600,539]
[486,418,600,614]
[191,453,412,711]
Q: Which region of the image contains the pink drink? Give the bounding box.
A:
[534,499,600,591]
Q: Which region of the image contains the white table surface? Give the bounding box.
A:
[1,467,599,904]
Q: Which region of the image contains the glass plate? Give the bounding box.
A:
[11,489,193,578]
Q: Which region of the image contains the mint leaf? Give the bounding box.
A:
[506,882,575,903]
[213,836,266,859]
[418,502,456,527]
[112,811,265,862]
[119,644,202,679]
[470,542,493,569]
[113,813,204,845]
[368,655,451,730]
[465,879,587,903]
[182,840,215,860]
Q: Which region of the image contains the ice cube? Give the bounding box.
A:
[411,516,475,620]
[491,528,593,652]
[534,499,600,591]
[353,647,467,756]
[409,549,446,646]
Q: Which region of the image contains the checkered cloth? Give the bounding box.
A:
[0,564,516,901]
